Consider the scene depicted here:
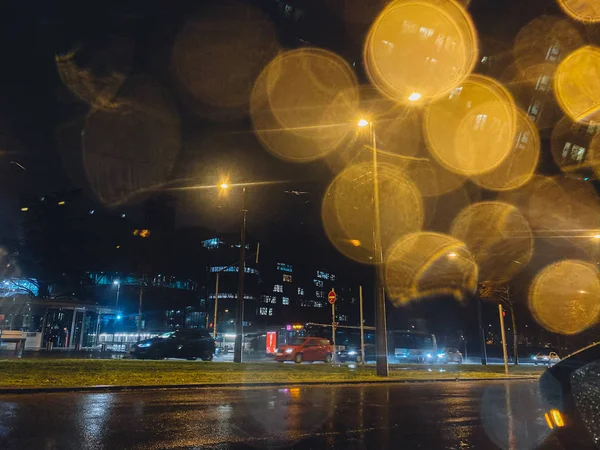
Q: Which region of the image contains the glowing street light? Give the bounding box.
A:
[408,92,422,102]
[220,183,229,189]
[20,207,28,212]
[357,118,369,128]
[594,234,600,240]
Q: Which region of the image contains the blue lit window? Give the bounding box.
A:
[298,287,304,295]
[277,262,293,273]
[282,297,289,305]
[316,290,324,298]
[274,285,283,293]
[314,279,323,288]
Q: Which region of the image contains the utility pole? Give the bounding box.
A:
[477,296,488,365]
[137,275,144,337]
[213,272,220,339]
[233,187,248,364]
[499,303,509,376]
[359,285,365,365]
[371,122,389,377]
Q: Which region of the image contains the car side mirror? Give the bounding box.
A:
[539,343,600,449]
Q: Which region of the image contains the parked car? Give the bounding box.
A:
[532,350,560,366]
[275,337,333,363]
[131,330,215,361]
[437,348,463,364]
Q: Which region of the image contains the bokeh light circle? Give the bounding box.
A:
[364,0,478,105]
[424,75,518,175]
[513,16,584,79]
[554,46,600,124]
[471,110,539,191]
[82,76,180,206]
[557,0,600,24]
[322,162,424,264]
[251,48,358,162]
[529,260,600,335]
[384,232,478,305]
[451,201,533,283]
[550,115,600,178]
[171,4,279,120]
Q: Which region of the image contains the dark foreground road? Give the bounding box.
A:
[0,380,562,450]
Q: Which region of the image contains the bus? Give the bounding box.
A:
[303,323,436,363]
[389,330,437,363]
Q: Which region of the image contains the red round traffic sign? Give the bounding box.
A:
[328,290,336,305]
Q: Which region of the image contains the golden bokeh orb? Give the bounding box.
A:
[364,0,478,105]
[529,260,600,335]
[471,110,539,191]
[554,46,600,124]
[557,0,600,24]
[450,201,533,283]
[322,162,424,264]
[513,16,584,79]
[385,232,478,305]
[251,48,358,162]
[424,75,518,175]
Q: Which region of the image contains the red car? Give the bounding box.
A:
[275,337,333,363]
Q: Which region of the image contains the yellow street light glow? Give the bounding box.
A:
[357,119,369,127]
[550,409,565,428]
[58,201,66,205]
[448,252,457,258]
[349,239,361,247]
[408,92,422,102]
[220,183,229,189]
[20,207,28,212]
[594,234,600,239]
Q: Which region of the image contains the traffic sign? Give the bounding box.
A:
[328,289,337,305]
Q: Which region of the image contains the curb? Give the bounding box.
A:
[0,376,539,395]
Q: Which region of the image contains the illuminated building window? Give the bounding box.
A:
[527,100,542,121]
[274,285,283,293]
[515,130,530,151]
[314,279,324,288]
[535,75,551,92]
[316,290,324,298]
[261,295,276,304]
[316,271,329,280]
[298,287,304,295]
[314,301,324,308]
[277,262,293,273]
[546,43,561,62]
[268,308,273,316]
[282,297,289,305]
[283,274,292,283]
[259,307,268,316]
[339,315,348,322]
[474,114,487,130]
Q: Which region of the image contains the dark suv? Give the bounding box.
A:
[131,330,215,361]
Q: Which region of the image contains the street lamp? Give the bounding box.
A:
[219,181,248,364]
[357,118,389,377]
[113,280,120,311]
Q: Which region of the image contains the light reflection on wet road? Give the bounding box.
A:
[0,380,564,450]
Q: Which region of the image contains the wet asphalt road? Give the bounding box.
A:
[0,380,563,450]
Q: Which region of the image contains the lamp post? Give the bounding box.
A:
[357,118,388,377]
[113,280,120,311]
[219,182,248,363]
[234,187,248,363]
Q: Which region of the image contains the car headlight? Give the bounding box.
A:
[138,342,152,348]
[426,353,432,358]
[285,348,294,354]
[348,351,357,356]
[437,353,445,358]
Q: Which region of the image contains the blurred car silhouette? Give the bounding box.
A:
[437,348,463,364]
[336,343,376,363]
[275,337,333,363]
[131,330,215,361]
[533,351,560,366]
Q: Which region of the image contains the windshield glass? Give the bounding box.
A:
[158,332,174,339]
